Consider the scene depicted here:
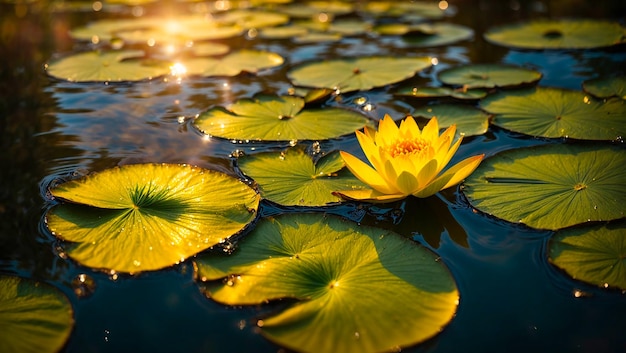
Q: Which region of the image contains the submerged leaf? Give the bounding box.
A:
[484,19,625,49]
[0,275,74,353]
[480,87,626,140]
[195,213,458,353]
[46,164,260,272]
[237,147,368,206]
[550,221,626,290]
[463,144,626,230]
[288,56,432,93]
[193,95,369,141]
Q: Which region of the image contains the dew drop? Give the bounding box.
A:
[72,273,96,298]
[354,331,360,339]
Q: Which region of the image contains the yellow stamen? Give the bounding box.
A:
[386,138,430,157]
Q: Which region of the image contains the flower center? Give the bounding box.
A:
[387,138,430,157]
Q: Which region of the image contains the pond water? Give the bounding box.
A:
[1,0,625,352]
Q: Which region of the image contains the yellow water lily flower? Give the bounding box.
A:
[335,115,484,202]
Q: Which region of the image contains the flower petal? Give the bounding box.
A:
[416,158,439,191]
[375,115,399,147]
[333,189,407,203]
[399,115,420,139]
[421,116,439,142]
[355,130,385,171]
[340,151,396,194]
[440,154,485,190]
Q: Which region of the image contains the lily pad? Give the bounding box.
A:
[237,147,367,206]
[195,213,458,353]
[213,10,289,29]
[193,95,369,141]
[45,50,171,82]
[395,86,488,100]
[183,49,284,77]
[374,23,474,47]
[549,221,626,290]
[463,144,626,230]
[287,56,432,93]
[46,164,260,273]
[412,104,490,137]
[480,87,626,140]
[363,1,445,20]
[583,76,626,100]
[0,275,74,353]
[438,64,542,89]
[484,19,625,49]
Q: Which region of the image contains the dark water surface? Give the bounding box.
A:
[1,1,625,352]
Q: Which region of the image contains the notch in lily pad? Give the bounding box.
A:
[45,163,260,273]
[193,94,370,141]
[237,146,368,206]
[195,213,459,353]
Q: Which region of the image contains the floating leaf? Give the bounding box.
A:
[484,19,625,49]
[288,56,432,93]
[375,23,474,47]
[480,87,626,140]
[363,1,444,20]
[213,9,289,28]
[463,144,626,230]
[0,275,74,353]
[193,95,369,141]
[183,49,284,77]
[583,76,626,100]
[46,164,260,273]
[438,64,542,89]
[45,50,171,82]
[260,25,309,39]
[395,86,488,100]
[237,147,367,206]
[412,104,490,137]
[195,213,458,353]
[279,1,354,18]
[549,221,626,290]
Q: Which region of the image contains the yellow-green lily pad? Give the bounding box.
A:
[193,95,369,141]
[463,144,626,231]
[0,275,74,353]
[195,213,458,353]
[237,147,367,206]
[46,164,260,273]
[363,1,445,20]
[412,104,490,137]
[374,23,474,47]
[45,50,172,82]
[583,76,626,100]
[183,49,284,77]
[287,56,432,93]
[484,19,625,49]
[480,87,626,140]
[549,221,626,290]
[438,64,542,89]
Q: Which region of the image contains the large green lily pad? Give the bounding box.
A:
[193,95,369,141]
[0,275,74,353]
[438,64,542,89]
[374,23,474,47]
[412,104,490,137]
[237,147,367,206]
[463,144,626,230]
[484,19,625,49]
[287,56,432,93]
[583,76,626,100]
[480,87,626,140]
[46,164,260,273]
[45,50,171,82]
[183,49,284,77]
[195,213,458,353]
[395,86,488,100]
[549,221,626,290]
